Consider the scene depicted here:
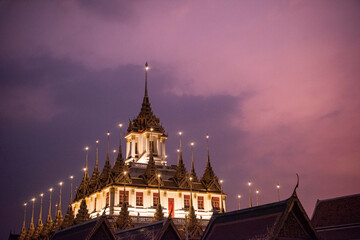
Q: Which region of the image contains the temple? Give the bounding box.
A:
[71,62,224,226]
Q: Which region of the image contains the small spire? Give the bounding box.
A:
[179,131,183,151]
[206,134,210,164]
[40,188,53,238]
[19,203,27,240]
[201,134,217,187]
[190,142,198,181]
[39,194,43,223]
[107,131,110,163]
[75,199,89,224]
[145,62,149,97]
[26,198,36,239]
[96,140,99,168]
[85,146,89,177]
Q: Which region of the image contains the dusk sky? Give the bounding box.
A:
[1,0,360,238]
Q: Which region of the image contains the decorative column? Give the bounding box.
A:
[131,137,135,159]
[145,133,149,154]
[161,138,166,160]
[156,136,160,155]
[110,187,115,215]
[126,139,130,159]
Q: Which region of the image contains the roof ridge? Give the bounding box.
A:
[316,193,360,203]
[213,197,290,218]
[115,219,166,233]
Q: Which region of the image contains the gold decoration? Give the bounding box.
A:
[147,189,151,196]
[207,194,211,200]
[178,192,182,198]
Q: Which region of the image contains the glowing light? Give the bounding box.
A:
[177,149,180,153]
[59,182,63,186]
[277,184,280,189]
[70,176,74,179]
[165,155,168,158]
[113,149,116,153]
[83,168,87,172]
[206,135,209,139]
[220,180,223,184]
[118,123,123,128]
[32,198,35,202]
[157,174,161,178]
[145,65,149,71]
[124,171,127,175]
[190,142,194,146]
[85,146,89,151]
[178,131,182,136]
[238,195,241,199]
[24,203,27,206]
[40,193,44,197]
[256,190,259,194]
[49,188,53,192]
[96,140,99,144]
[150,128,154,132]
[107,131,110,136]
[248,181,252,186]
[190,177,193,181]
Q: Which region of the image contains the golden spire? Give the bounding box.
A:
[145,62,149,97]
[70,176,74,202]
[19,203,27,240]
[26,198,36,239]
[85,146,89,177]
[31,198,35,226]
[190,142,198,181]
[178,131,183,151]
[206,134,210,162]
[107,131,110,163]
[23,202,27,229]
[96,140,99,167]
[59,182,63,210]
[48,188,53,218]
[39,193,43,223]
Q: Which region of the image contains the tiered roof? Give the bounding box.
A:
[127,62,166,135]
[202,190,319,240]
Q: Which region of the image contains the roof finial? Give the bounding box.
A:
[39,193,44,224]
[118,123,123,156]
[178,131,183,152]
[106,131,110,163]
[22,202,27,230]
[85,146,89,177]
[95,140,99,168]
[145,62,149,97]
[190,142,198,181]
[206,134,210,163]
[31,198,36,226]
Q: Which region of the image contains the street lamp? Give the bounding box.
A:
[256,190,260,206]
[277,184,280,201]
[248,181,252,207]
[220,179,224,213]
[237,195,241,210]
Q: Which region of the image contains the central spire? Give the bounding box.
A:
[145,62,149,98]
[127,62,165,134]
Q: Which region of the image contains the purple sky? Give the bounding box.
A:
[1,0,360,238]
